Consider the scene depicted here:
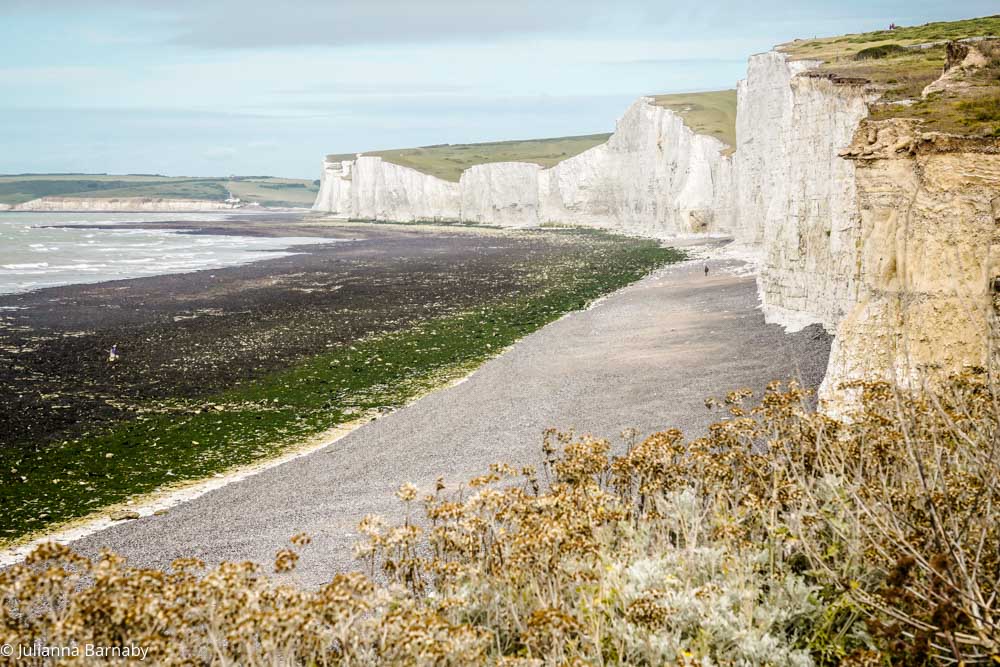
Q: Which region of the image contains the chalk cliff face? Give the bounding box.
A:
[540,100,735,235]
[734,53,817,248]
[313,99,735,237]
[460,162,541,226]
[11,197,239,212]
[822,122,1000,405]
[736,48,998,407]
[315,45,997,409]
[352,157,461,222]
[314,157,461,222]
[735,52,879,332]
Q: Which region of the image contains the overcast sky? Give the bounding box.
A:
[0,1,994,178]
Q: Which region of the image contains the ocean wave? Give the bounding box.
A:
[1,262,50,270]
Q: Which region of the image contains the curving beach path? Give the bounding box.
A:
[61,251,830,585]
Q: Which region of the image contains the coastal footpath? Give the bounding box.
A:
[314,31,1000,410]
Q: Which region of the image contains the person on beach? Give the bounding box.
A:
[704,264,709,276]
[108,344,119,363]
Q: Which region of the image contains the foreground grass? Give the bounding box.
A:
[326,134,612,183]
[0,231,682,543]
[651,90,738,153]
[4,372,997,664]
[0,174,318,207]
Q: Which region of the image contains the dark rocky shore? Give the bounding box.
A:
[0,215,598,452]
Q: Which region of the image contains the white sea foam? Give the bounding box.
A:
[1,262,50,270]
[0,212,340,294]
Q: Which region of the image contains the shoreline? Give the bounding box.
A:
[57,254,831,582]
[0,251,714,568]
[0,212,344,296]
[1,196,314,213]
[1,218,680,544]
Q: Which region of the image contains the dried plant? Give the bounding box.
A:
[2,370,998,664]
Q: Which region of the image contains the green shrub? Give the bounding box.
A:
[958,96,1000,122]
[853,44,908,60]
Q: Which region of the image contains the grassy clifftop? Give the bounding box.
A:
[651,90,737,153]
[779,15,1000,136]
[326,133,612,183]
[0,174,319,208]
[325,90,739,181]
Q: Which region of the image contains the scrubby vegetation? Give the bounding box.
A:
[4,371,998,664]
[852,44,908,61]
[780,15,1000,136]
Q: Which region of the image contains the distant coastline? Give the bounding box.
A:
[2,196,243,212]
[0,173,320,210]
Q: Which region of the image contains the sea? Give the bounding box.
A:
[0,212,333,295]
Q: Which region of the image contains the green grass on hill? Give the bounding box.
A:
[779,15,1000,136]
[327,90,738,182]
[650,90,738,153]
[780,15,1000,61]
[326,134,612,183]
[0,175,319,207]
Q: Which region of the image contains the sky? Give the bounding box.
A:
[0,1,995,179]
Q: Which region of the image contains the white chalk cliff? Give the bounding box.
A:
[313,98,735,237]
[315,45,999,409]
[735,46,998,408]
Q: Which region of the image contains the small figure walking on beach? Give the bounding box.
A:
[108,344,119,363]
[704,264,709,276]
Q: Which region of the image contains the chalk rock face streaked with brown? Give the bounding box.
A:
[735,44,999,409]
[822,120,1000,408]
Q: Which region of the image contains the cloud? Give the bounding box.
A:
[1,0,690,49]
[0,65,109,85]
[167,0,608,49]
[202,146,238,160]
[6,0,999,51]
[606,57,748,66]
[277,82,474,96]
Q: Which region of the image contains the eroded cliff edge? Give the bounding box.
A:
[315,37,999,410]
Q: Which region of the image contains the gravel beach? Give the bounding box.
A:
[65,255,831,585]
